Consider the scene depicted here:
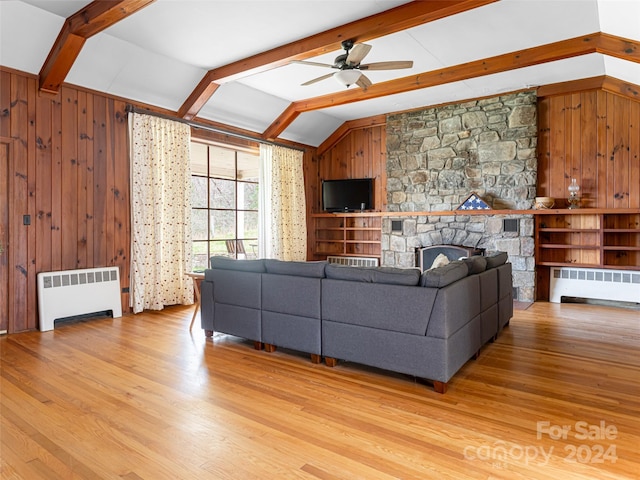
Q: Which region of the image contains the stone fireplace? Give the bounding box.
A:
[383,91,538,302]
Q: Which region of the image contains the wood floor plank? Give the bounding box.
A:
[1,302,639,479]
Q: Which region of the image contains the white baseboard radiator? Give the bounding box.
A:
[549,267,640,304]
[327,256,379,267]
[37,267,123,331]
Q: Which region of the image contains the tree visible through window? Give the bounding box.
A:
[190,142,259,271]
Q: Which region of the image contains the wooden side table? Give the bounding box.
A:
[186,272,205,331]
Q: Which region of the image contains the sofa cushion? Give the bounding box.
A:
[420,261,469,288]
[324,264,421,286]
[463,255,487,274]
[264,259,326,278]
[210,256,265,273]
[485,251,508,269]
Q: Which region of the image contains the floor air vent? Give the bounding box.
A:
[549,267,640,304]
[37,267,123,331]
[327,256,379,267]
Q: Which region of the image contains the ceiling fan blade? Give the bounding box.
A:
[359,61,414,71]
[356,74,372,90]
[301,72,335,86]
[346,43,372,65]
[292,60,335,68]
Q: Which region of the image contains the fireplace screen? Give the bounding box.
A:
[416,245,484,271]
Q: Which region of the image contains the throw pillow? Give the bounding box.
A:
[430,253,450,270]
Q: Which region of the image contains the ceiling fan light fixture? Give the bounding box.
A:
[334,69,362,87]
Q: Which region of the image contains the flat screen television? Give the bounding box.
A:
[322,178,373,212]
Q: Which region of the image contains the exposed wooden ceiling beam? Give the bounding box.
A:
[264,32,640,139]
[178,0,498,120]
[537,75,639,102]
[39,0,156,94]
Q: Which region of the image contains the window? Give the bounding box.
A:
[190,142,260,271]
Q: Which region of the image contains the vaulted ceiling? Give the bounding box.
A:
[1,0,639,148]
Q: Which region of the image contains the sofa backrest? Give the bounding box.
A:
[485,251,508,269]
[209,267,262,310]
[209,256,266,272]
[262,274,323,319]
[321,278,437,336]
[264,259,326,278]
[420,261,469,288]
[325,264,421,286]
[462,255,487,274]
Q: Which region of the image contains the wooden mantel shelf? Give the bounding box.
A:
[527,208,640,215]
[312,208,640,218]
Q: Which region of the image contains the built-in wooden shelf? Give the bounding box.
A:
[313,213,382,260]
[534,210,640,300]
[535,210,640,269]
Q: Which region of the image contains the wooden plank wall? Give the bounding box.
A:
[310,125,387,213]
[0,68,130,333]
[537,90,640,208]
[306,126,385,260]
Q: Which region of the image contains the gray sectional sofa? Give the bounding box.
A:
[200,253,512,393]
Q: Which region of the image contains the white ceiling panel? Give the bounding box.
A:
[603,55,640,84]
[598,0,640,40]
[103,0,411,69]
[280,110,344,146]
[68,33,206,111]
[406,0,601,68]
[199,82,291,133]
[0,1,64,73]
[15,0,86,18]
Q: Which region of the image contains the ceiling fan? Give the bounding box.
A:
[294,39,413,89]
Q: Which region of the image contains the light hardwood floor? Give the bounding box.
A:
[1,302,639,479]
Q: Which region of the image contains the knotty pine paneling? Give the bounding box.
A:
[311,125,387,213]
[306,126,386,261]
[537,89,640,208]
[0,68,130,333]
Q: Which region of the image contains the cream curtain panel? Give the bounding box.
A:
[129,113,193,313]
[259,144,307,261]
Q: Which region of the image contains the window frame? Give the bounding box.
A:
[190,140,259,271]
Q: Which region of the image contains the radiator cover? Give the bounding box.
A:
[326,256,379,267]
[549,267,640,304]
[37,267,123,331]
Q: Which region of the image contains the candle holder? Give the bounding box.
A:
[567,178,580,209]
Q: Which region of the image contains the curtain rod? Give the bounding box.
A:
[125,104,305,152]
